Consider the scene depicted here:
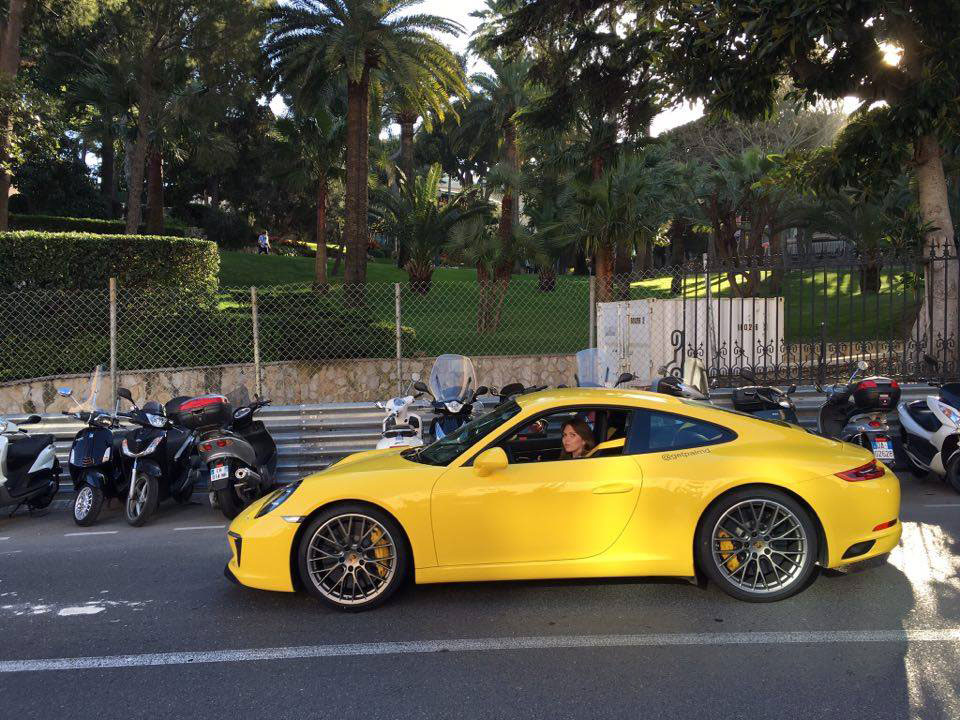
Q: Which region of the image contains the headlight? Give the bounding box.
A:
[146,413,167,428]
[102,446,111,463]
[938,402,960,428]
[255,481,302,518]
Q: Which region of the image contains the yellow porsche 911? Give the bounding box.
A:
[224,388,901,611]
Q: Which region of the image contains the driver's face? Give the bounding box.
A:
[562,426,585,455]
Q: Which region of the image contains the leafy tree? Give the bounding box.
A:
[267,0,464,291]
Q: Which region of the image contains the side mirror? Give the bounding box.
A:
[57,387,73,398]
[473,385,489,399]
[413,380,430,394]
[24,414,41,424]
[473,447,508,476]
[117,387,133,402]
[739,368,756,383]
[787,384,797,394]
[615,372,635,387]
[856,360,868,371]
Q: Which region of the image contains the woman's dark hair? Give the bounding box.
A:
[560,418,595,459]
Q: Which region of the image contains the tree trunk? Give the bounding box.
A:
[0,0,26,230]
[332,239,345,276]
[314,177,328,291]
[498,120,518,252]
[669,220,687,295]
[914,134,960,366]
[859,262,881,294]
[126,47,157,234]
[145,146,164,234]
[595,243,613,303]
[613,240,632,300]
[769,230,784,295]
[100,128,119,218]
[344,72,370,293]
[398,110,416,183]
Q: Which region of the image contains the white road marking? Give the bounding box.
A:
[2,629,960,674]
[0,536,10,541]
[923,503,960,508]
[63,531,118,537]
[173,525,225,532]
[0,550,21,555]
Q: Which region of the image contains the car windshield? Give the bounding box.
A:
[405,401,522,466]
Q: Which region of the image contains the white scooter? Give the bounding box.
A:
[898,360,960,491]
[0,414,60,515]
[376,389,425,449]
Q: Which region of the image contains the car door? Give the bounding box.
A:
[430,407,643,566]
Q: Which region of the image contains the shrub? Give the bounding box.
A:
[9,214,187,236]
[183,205,256,249]
[0,231,219,302]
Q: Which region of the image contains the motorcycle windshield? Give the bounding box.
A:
[78,366,104,412]
[683,358,709,398]
[575,349,616,387]
[428,354,476,403]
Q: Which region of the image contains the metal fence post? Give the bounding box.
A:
[589,275,596,348]
[109,277,117,403]
[251,286,262,399]
[703,254,711,374]
[394,283,402,393]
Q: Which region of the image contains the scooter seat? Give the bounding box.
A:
[6,434,54,474]
[907,401,941,433]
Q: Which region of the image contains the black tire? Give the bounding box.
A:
[27,473,59,511]
[696,487,819,603]
[899,428,928,478]
[297,503,409,612]
[125,473,158,526]
[946,455,960,494]
[216,485,245,520]
[73,484,104,526]
[173,484,194,505]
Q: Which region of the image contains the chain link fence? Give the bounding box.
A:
[1,249,957,396]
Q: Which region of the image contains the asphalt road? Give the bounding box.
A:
[1,474,959,720]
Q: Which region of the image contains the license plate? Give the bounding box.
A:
[210,465,229,482]
[871,437,895,461]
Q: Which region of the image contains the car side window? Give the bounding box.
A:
[626,410,735,454]
[497,407,631,464]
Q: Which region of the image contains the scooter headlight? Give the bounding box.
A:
[255,480,302,518]
[938,402,960,428]
[102,446,111,463]
[146,413,167,428]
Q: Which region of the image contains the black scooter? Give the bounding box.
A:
[193,396,278,519]
[61,398,129,526]
[117,388,201,526]
[414,380,489,439]
[732,369,800,425]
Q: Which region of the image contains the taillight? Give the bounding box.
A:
[199,443,212,452]
[858,380,877,390]
[890,380,899,389]
[868,420,882,428]
[216,438,232,448]
[179,395,227,412]
[836,460,885,482]
[873,519,897,532]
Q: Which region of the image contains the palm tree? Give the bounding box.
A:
[267,0,465,290]
[370,164,489,292]
[272,113,347,288]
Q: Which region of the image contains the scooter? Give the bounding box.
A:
[492,383,548,406]
[649,357,708,400]
[188,395,278,520]
[376,388,425,449]
[732,368,800,425]
[816,360,900,463]
[898,357,960,491]
[117,388,201,526]
[414,354,488,440]
[0,414,59,516]
[60,370,129,526]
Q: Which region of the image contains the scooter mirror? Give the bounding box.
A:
[615,372,635,387]
[57,387,73,398]
[856,360,868,371]
[474,386,489,398]
[413,380,430,394]
[787,384,797,394]
[24,414,41,424]
[117,387,134,403]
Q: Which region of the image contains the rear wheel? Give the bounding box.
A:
[125,473,158,526]
[27,461,59,511]
[697,487,819,602]
[297,504,409,612]
[73,485,104,526]
[215,484,245,520]
[946,456,960,494]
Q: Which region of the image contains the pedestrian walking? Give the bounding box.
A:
[257,230,271,255]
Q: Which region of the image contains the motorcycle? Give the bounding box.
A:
[574,348,635,388]
[414,354,488,440]
[0,413,59,516]
[649,357,709,400]
[492,382,548,406]
[732,368,800,425]
[816,360,900,464]
[898,356,960,491]
[187,395,278,520]
[59,368,129,526]
[376,387,425,450]
[116,388,202,526]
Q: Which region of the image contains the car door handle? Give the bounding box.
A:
[592,482,634,495]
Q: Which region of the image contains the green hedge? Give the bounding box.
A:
[9,214,188,236]
[0,231,219,300]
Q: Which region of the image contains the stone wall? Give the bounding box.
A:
[0,354,577,414]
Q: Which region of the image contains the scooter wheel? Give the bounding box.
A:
[215,485,245,520]
[946,456,960,494]
[125,473,158,526]
[73,485,104,526]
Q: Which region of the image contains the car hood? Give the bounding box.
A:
[313,447,415,479]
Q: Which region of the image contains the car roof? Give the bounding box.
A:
[513,387,683,412]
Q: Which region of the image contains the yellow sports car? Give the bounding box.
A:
[224,388,901,610]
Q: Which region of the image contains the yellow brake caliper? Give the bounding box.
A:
[717,529,741,572]
[369,527,389,578]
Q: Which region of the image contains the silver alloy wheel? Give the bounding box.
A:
[711,499,808,595]
[128,476,150,517]
[75,486,93,519]
[305,513,397,606]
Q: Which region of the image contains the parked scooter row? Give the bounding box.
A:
[898,357,960,491]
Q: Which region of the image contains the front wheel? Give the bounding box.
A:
[697,487,819,602]
[125,473,158,526]
[297,504,409,612]
[73,484,104,526]
[946,455,960,494]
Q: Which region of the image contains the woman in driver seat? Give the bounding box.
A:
[559,418,595,459]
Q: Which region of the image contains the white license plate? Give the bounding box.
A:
[210,465,229,482]
[871,438,895,461]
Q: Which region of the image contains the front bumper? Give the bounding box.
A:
[224,497,298,592]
